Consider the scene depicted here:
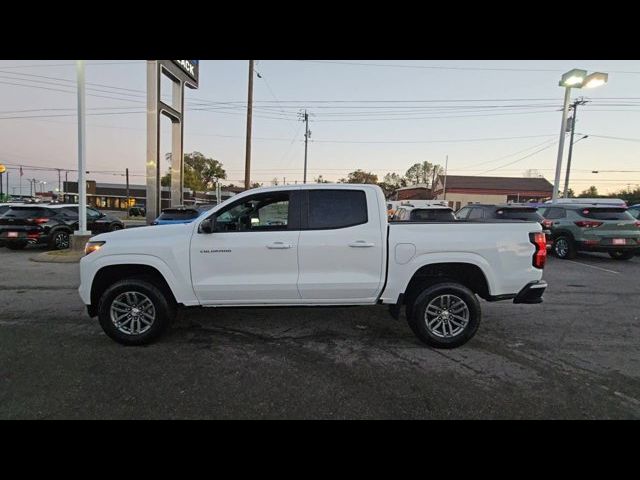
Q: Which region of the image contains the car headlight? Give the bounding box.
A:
[85,241,105,255]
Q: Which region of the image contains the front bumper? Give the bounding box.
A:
[513,280,547,304]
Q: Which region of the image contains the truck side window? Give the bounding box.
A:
[215,192,290,232]
[308,190,368,229]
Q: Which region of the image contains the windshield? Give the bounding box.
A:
[495,208,543,221]
[577,207,634,221]
[410,208,456,221]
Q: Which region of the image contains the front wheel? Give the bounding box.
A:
[97,278,175,345]
[407,282,481,349]
[109,223,123,232]
[609,250,635,260]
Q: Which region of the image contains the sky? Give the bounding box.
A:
[0,59,639,196]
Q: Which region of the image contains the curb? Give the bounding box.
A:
[30,250,84,264]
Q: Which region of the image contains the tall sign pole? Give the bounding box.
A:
[75,60,89,236]
[244,60,255,190]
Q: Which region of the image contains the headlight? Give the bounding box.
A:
[85,241,105,255]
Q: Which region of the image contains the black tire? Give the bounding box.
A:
[407,282,481,349]
[109,223,123,232]
[553,235,576,259]
[97,277,175,346]
[6,242,27,250]
[609,250,635,260]
[49,230,70,250]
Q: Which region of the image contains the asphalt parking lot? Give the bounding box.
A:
[0,246,638,419]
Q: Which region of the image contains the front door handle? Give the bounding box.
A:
[267,242,293,249]
[349,241,375,248]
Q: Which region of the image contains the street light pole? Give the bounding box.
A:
[552,86,572,203]
[244,60,254,190]
[75,60,90,236]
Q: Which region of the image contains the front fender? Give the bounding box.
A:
[80,253,199,306]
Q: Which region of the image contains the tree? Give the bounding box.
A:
[383,172,406,188]
[161,151,226,192]
[579,186,599,197]
[251,182,262,188]
[405,161,443,187]
[271,177,279,186]
[341,169,378,184]
[314,175,330,183]
[566,188,576,198]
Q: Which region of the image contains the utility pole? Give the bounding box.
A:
[56,168,62,193]
[299,110,310,183]
[443,155,449,201]
[126,167,130,210]
[563,98,588,198]
[244,60,255,190]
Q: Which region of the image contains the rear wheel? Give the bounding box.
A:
[6,242,27,250]
[609,250,635,260]
[49,230,70,250]
[97,277,175,346]
[109,223,123,232]
[407,282,481,349]
[553,235,576,259]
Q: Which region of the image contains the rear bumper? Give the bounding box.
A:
[577,241,639,253]
[513,280,547,304]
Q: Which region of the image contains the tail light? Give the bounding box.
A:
[574,220,603,228]
[541,219,553,229]
[28,217,49,224]
[529,232,547,269]
[635,221,640,228]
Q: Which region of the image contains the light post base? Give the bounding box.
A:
[71,232,92,252]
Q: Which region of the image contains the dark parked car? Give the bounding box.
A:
[0,204,124,250]
[391,205,457,222]
[538,203,640,260]
[456,203,552,243]
[128,206,146,217]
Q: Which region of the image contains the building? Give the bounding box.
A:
[62,181,242,211]
[432,175,554,211]
[390,184,433,201]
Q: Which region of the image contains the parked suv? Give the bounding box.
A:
[0,205,124,250]
[391,205,457,222]
[539,204,640,260]
[456,204,551,242]
[628,204,640,219]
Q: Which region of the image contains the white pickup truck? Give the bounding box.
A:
[79,184,548,348]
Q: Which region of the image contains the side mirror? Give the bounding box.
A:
[200,216,217,234]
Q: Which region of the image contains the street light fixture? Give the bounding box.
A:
[552,68,608,202]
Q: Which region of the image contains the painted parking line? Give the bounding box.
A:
[566,260,620,275]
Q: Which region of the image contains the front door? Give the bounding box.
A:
[190,190,302,304]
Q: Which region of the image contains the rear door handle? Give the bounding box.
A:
[349,241,375,248]
[267,242,292,249]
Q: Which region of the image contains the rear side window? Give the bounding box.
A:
[543,207,565,219]
[495,208,542,221]
[3,207,51,218]
[158,209,199,221]
[308,190,367,229]
[410,209,456,221]
[577,208,634,220]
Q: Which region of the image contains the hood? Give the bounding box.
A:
[90,223,191,242]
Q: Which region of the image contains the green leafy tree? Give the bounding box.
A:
[579,185,599,197]
[566,188,576,198]
[161,152,226,192]
[341,169,378,184]
[405,161,442,187]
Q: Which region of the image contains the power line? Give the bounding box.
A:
[293,60,640,75]
[477,141,559,175]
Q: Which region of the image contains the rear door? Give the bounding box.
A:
[297,188,385,302]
